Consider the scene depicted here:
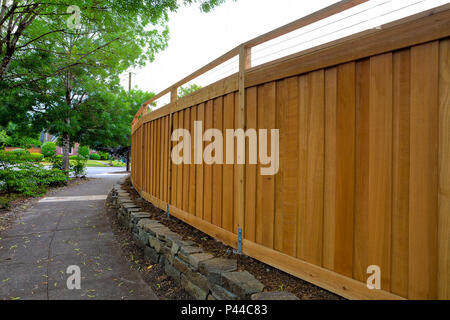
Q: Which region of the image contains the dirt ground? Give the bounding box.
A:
[120,177,343,300]
[106,195,191,300]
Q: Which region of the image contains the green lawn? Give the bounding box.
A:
[85,160,126,167]
[40,160,126,167]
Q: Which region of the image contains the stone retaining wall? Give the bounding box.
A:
[110,180,299,301]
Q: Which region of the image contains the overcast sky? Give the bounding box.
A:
[121,0,449,107]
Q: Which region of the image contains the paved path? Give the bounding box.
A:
[0,175,157,300]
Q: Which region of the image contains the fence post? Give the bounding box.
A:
[237,45,251,253]
[167,86,178,216]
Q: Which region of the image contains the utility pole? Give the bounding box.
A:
[126,72,132,172]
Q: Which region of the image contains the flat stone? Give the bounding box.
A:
[147,225,171,237]
[178,246,204,263]
[188,253,214,270]
[198,258,237,284]
[185,270,209,292]
[154,228,176,241]
[131,211,151,218]
[138,230,150,246]
[122,203,140,209]
[118,199,135,205]
[171,240,196,255]
[181,275,208,300]
[210,284,238,300]
[137,219,164,232]
[250,291,299,300]
[165,262,181,282]
[172,257,192,274]
[221,271,264,299]
[148,235,163,253]
[144,246,160,264]
[117,192,130,197]
[163,232,183,247]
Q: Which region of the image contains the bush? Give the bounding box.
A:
[69,155,79,160]
[90,153,101,160]
[71,158,87,178]
[50,155,64,170]
[0,161,67,197]
[29,153,44,162]
[78,146,90,159]
[99,151,110,160]
[41,142,57,158]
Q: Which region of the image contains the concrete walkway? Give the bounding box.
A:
[0,175,157,300]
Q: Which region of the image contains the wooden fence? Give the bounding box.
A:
[131,1,450,300]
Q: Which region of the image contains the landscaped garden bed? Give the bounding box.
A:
[111,176,342,300]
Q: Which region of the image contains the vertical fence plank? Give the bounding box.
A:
[245,87,257,242]
[334,62,356,277]
[256,85,264,245]
[212,97,223,227]
[156,119,161,198]
[409,41,439,299]
[223,93,234,232]
[183,108,191,212]
[196,103,205,219]
[274,79,287,252]
[282,76,299,257]
[368,53,393,291]
[323,67,337,271]
[262,82,276,249]
[204,100,213,223]
[391,49,410,297]
[177,111,184,209]
[189,106,197,215]
[354,58,370,281]
[298,71,325,265]
[171,112,179,206]
[438,38,450,300]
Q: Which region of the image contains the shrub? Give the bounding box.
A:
[29,153,44,162]
[50,155,64,170]
[90,153,101,160]
[0,162,67,197]
[41,142,57,158]
[78,146,90,160]
[69,155,79,160]
[71,158,87,178]
[99,152,110,160]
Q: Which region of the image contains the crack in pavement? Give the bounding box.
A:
[45,212,65,300]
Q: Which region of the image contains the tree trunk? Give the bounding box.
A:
[109,155,113,167]
[62,131,70,175]
[126,150,130,172]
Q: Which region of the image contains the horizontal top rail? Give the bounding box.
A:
[132,0,368,124]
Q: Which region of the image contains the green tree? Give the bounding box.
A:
[1,1,230,172]
[179,84,202,98]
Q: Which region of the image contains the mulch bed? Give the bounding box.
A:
[0,178,89,234]
[121,177,343,300]
[105,195,191,300]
